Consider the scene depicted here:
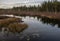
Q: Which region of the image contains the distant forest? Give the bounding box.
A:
[0,0,60,12]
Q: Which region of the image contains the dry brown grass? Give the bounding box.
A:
[0,17,28,33]
[0,17,22,27]
[8,23,28,33]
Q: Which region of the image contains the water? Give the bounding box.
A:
[0,15,60,41]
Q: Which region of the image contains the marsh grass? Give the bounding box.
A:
[0,18,22,27]
[0,17,28,33]
[8,23,28,33]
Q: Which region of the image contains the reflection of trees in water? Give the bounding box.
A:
[20,16,41,21]
[28,16,60,28]
[21,16,60,28]
[40,17,60,27]
[20,15,26,18]
[29,16,41,21]
[36,16,40,21]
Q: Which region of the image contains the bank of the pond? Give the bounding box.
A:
[0,11,60,20]
[14,12,60,20]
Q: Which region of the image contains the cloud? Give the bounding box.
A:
[0,0,42,4]
[1,0,60,8]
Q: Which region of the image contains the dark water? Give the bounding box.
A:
[0,15,60,41]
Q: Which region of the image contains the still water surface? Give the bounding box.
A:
[0,15,60,41]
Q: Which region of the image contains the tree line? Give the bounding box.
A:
[0,0,60,13]
[12,0,60,12]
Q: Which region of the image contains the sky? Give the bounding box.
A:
[0,0,47,4]
[0,0,60,8]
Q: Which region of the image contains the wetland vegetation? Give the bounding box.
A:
[0,16,28,33]
[0,0,60,41]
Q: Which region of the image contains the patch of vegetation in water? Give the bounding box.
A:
[0,17,28,33]
[8,23,28,33]
[0,17,22,27]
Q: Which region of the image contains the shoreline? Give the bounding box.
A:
[0,11,60,20]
